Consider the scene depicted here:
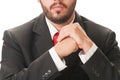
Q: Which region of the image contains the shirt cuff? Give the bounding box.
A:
[49,47,67,71]
[79,43,98,64]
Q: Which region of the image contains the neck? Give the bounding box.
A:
[48,12,75,31]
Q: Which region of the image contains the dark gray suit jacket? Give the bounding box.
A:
[0,12,120,80]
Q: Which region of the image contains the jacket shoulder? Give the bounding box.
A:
[6,17,37,37]
[3,16,39,49]
[81,16,114,39]
[81,16,113,34]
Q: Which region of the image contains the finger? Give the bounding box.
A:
[57,29,69,42]
[57,25,72,41]
[74,23,87,36]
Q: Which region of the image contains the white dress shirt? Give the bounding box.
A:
[45,17,97,71]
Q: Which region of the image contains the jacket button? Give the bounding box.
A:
[48,70,51,74]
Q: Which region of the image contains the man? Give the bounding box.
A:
[0,0,120,80]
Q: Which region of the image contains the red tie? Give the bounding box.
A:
[53,32,59,45]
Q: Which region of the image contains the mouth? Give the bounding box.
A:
[52,4,64,11]
[50,2,67,11]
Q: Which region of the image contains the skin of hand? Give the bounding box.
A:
[54,22,94,59]
[54,37,79,59]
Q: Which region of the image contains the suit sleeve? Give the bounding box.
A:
[81,31,120,80]
[0,31,60,80]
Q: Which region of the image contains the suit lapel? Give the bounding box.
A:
[74,12,86,32]
[32,14,53,59]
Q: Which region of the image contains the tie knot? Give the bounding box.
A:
[53,32,59,45]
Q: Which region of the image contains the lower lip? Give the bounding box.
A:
[53,7,63,11]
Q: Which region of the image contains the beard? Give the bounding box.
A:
[40,1,76,24]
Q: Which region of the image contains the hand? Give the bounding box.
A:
[54,37,79,59]
[57,22,94,53]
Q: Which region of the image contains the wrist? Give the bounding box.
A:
[81,39,93,53]
[54,43,64,59]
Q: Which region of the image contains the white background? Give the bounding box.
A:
[0,0,120,62]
